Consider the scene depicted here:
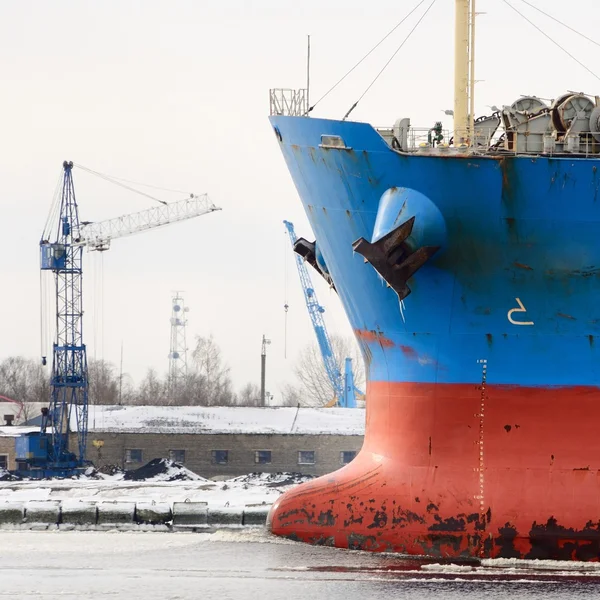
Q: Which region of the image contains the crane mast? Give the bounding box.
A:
[283,220,358,408]
[39,161,88,471]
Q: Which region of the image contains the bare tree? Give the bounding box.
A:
[88,359,120,405]
[175,372,209,406]
[117,373,136,405]
[135,367,169,405]
[190,335,235,405]
[237,382,261,406]
[293,335,365,407]
[88,359,136,405]
[0,355,141,416]
[0,356,49,423]
[279,383,304,407]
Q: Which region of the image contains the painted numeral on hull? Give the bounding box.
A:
[508,298,534,325]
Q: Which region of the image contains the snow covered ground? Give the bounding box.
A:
[0,461,312,510]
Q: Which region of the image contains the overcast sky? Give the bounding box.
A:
[1,0,599,400]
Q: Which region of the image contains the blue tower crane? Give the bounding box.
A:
[43,161,88,470]
[15,161,222,478]
[283,220,359,408]
[15,161,88,477]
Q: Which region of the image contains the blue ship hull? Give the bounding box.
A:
[268,115,600,560]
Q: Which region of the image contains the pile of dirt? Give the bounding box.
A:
[96,464,124,477]
[122,458,206,482]
[228,472,314,487]
[0,460,206,483]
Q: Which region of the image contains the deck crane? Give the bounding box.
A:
[283,220,360,408]
[16,161,221,477]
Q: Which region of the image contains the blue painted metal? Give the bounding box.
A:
[30,161,89,475]
[272,116,600,389]
[284,220,358,408]
[15,432,49,462]
[40,244,67,270]
[343,357,356,407]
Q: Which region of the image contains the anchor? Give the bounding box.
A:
[293,237,336,291]
[353,216,440,300]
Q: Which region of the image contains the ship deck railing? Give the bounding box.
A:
[269,88,308,118]
[379,126,455,150]
[376,126,600,158]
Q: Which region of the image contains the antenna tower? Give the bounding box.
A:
[260,334,271,406]
[168,292,189,398]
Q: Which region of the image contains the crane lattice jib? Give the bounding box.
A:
[77,194,221,251]
[283,221,344,401]
[43,161,89,465]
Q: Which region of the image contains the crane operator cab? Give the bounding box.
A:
[40,242,67,270]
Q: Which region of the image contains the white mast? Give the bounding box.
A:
[454,0,476,146]
[469,0,476,144]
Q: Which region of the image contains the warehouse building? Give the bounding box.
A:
[0,405,365,477]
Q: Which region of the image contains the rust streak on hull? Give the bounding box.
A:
[354,329,395,348]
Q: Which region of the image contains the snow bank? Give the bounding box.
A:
[0,468,20,482]
[0,460,311,528]
[228,472,314,487]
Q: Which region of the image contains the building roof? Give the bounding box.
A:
[2,406,366,437]
[0,426,38,438]
[86,405,366,435]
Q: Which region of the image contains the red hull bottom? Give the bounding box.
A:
[269,382,600,560]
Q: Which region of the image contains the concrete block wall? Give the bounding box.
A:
[0,437,16,471]
[85,432,364,478]
[0,500,271,530]
[0,430,364,478]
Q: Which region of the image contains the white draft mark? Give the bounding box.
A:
[507,297,534,326]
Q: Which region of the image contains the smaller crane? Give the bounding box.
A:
[283,220,360,408]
